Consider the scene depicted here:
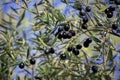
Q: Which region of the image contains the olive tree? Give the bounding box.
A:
[0,0,120,80]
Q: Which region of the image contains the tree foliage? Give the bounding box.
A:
[0,0,120,80]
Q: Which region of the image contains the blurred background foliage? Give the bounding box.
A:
[0,0,120,80]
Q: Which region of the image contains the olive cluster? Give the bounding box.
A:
[44,47,55,55]
[104,6,115,18]
[60,38,92,60]
[56,25,76,39]
[83,38,92,48]
[104,6,119,30]
[67,44,82,55]
[91,66,98,74]
[79,6,91,29]
[112,24,118,30]
[19,58,36,69]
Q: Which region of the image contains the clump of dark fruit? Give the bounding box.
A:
[83,16,88,24]
[69,30,76,36]
[104,6,115,18]
[115,0,120,5]
[58,27,63,32]
[86,38,92,43]
[79,10,86,16]
[112,24,118,30]
[58,31,64,39]
[72,48,79,55]
[60,54,66,60]
[82,23,88,29]
[105,6,115,14]
[76,44,82,49]
[30,58,36,65]
[63,32,68,39]
[67,46,73,52]
[109,6,115,11]
[19,62,24,69]
[49,47,55,53]
[44,49,50,54]
[86,6,91,12]
[66,32,72,39]
[107,12,113,18]
[83,38,92,48]
[64,25,70,31]
[83,41,89,48]
[104,8,110,14]
[91,66,98,73]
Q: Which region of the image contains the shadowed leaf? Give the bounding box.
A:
[10,6,18,14]
[91,36,101,43]
[22,0,28,8]
[16,10,25,27]
[27,46,30,59]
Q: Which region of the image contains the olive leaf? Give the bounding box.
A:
[16,10,25,27]
[27,46,30,59]
[22,0,28,8]
[91,36,101,43]
[0,24,11,31]
[10,6,18,14]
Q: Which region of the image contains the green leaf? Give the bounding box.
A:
[35,46,44,50]
[2,19,12,25]
[22,0,28,8]
[0,24,11,30]
[104,75,111,80]
[107,47,113,61]
[57,11,65,21]
[0,31,8,42]
[38,37,48,47]
[38,67,44,75]
[23,31,26,40]
[10,6,18,14]
[7,13,16,20]
[58,70,64,76]
[0,52,6,57]
[37,0,44,5]
[91,36,101,43]
[16,10,25,27]
[16,76,20,80]
[6,51,15,61]
[61,0,67,3]
[72,3,82,10]
[48,37,57,46]
[27,46,30,59]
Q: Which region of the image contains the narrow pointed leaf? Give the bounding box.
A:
[10,6,18,14]
[22,0,28,8]
[27,46,30,59]
[91,36,101,43]
[0,24,11,30]
[16,10,25,27]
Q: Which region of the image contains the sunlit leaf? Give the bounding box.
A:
[0,24,11,30]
